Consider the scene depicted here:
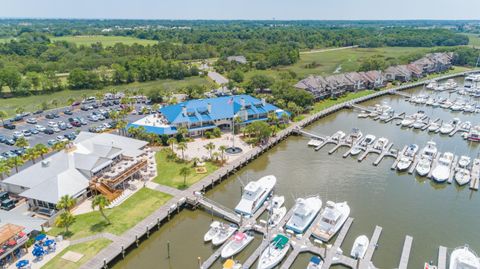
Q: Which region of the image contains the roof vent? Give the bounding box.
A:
[41,160,50,167]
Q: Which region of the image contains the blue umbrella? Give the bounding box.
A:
[35,234,46,241]
[16,260,28,268]
[43,239,55,247]
[32,247,44,257]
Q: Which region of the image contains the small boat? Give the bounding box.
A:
[257,234,290,269]
[204,221,221,242]
[443,79,458,90]
[351,135,375,156]
[440,119,460,134]
[285,196,322,234]
[312,201,350,242]
[426,80,438,90]
[373,137,388,150]
[331,131,346,142]
[351,235,369,259]
[400,116,416,127]
[223,259,242,269]
[357,111,370,118]
[467,126,480,142]
[450,100,465,111]
[221,232,254,258]
[463,104,476,113]
[269,207,287,227]
[449,245,480,269]
[460,121,472,131]
[432,152,454,183]
[426,98,435,106]
[268,196,285,211]
[440,99,453,109]
[458,156,471,168]
[420,141,438,160]
[235,175,277,216]
[416,156,432,177]
[378,111,394,122]
[397,144,419,171]
[212,224,238,246]
[424,262,438,269]
[428,122,441,132]
[455,168,471,186]
[412,119,427,129]
[345,128,363,145]
[306,256,323,269]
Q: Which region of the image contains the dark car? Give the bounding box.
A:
[80,105,90,111]
[45,113,55,119]
[1,199,15,211]
[64,109,73,115]
[64,133,77,140]
[53,113,60,118]
[4,139,15,146]
[33,110,44,115]
[43,128,54,135]
[0,135,6,143]
[92,103,99,109]
[13,148,25,156]
[3,123,15,130]
[113,100,120,105]
[12,115,23,122]
[71,120,81,127]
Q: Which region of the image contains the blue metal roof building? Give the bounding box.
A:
[128,95,289,136]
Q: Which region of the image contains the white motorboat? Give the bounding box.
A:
[412,118,427,129]
[285,196,322,234]
[460,121,472,131]
[345,128,363,145]
[351,235,369,259]
[257,234,290,269]
[426,98,435,106]
[306,256,323,269]
[443,79,458,90]
[440,99,453,108]
[235,175,277,216]
[439,119,460,134]
[432,152,454,183]
[331,131,346,142]
[269,206,287,227]
[416,157,432,177]
[458,156,471,168]
[450,100,465,111]
[397,144,419,171]
[373,137,388,150]
[466,126,480,142]
[400,116,415,127]
[373,103,392,114]
[378,111,394,122]
[223,259,242,269]
[351,135,375,155]
[357,111,369,118]
[426,80,438,90]
[268,195,285,211]
[212,224,238,246]
[449,245,480,269]
[428,122,441,132]
[455,168,471,186]
[204,221,221,242]
[312,201,350,242]
[420,141,438,160]
[221,232,254,258]
[463,104,476,113]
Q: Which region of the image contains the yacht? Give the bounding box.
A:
[235,175,277,216]
[221,232,254,258]
[257,234,290,269]
[464,74,480,89]
[449,245,480,269]
[428,121,441,132]
[204,221,221,242]
[306,256,323,269]
[285,196,322,234]
[432,152,454,183]
[378,111,393,122]
[312,201,350,242]
[373,137,388,151]
[426,97,435,106]
[426,80,438,90]
[397,144,419,171]
[455,168,471,186]
[458,156,471,168]
[331,131,346,142]
[345,128,363,145]
[420,141,438,160]
[443,79,458,90]
[351,235,369,259]
[212,224,237,246]
[351,135,375,155]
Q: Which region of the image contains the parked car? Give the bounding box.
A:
[43,128,54,135]
[3,122,15,130]
[29,128,39,135]
[0,135,6,143]
[12,131,24,140]
[13,148,25,156]
[64,133,76,140]
[26,118,37,124]
[64,109,73,115]
[58,122,67,131]
[45,113,55,119]
[35,125,46,132]
[33,110,43,115]
[87,115,99,122]
[66,123,73,129]
[47,139,57,146]
[4,138,15,146]
[80,105,90,111]
[72,101,81,106]
[71,120,81,127]
[12,115,23,122]
[53,127,61,133]
[2,151,17,159]
[22,130,32,137]
[53,113,60,118]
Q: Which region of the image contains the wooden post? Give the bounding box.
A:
[103,258,108,269]
[121,245,125,259]
[146,226,150,238]
[157,217,161,229]
[167,241,171,259]
[135,235,139,247]
[197,257,202,267]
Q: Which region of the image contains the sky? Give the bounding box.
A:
[1,0,480,20]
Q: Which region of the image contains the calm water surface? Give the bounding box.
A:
[115,78,480,269]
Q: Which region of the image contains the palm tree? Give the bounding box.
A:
[212,151,220,162]
[24,148,39,164]
[178,127,188,140]
[55,211,75,235]
[52,141,68,152]
[176,142,187,161]
[14,137,29,148]
[191,157,200,167]
[34,143,49,160]
[218,145,227,162]
[167,137,177,151]
[116,119,127,136]
[204,142,215,160]
[0,161,12,180]
[270,125,280,136]
[233,116,243,134]
[0,110,7,125]
[179,166,191,189]
[92,195,111,224]
[57,195,76,211]
[7,156,24,173]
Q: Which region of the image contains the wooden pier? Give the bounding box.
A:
[391,146,408,170]
[398,235,413,269]
[373,144,396,166]
[470,158,480,190]
[428,153,442,179]
[438,246,448,269]
[385,112,405,123]
[447,155,459,184]
[421,118,440,131]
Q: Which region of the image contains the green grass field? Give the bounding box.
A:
[463,33,480,47]
[48,188,172,240]
[0,76,214,116]
[153,150,219,189]
[42,239,111,269]
[246,47,429,79]
[51,35,158,46]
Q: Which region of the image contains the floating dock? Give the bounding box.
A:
[398,235,413,269]
[447,155,459,184]
[391,146,408,170]
[470,159,480,190]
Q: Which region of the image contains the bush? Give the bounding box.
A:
[212,127,221,138]
[205,131,213,139]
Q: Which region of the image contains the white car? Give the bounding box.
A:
[56,135,68,142]
[26,118,37,124]
[13,131,24,139]
[35,125,46,132]
[48,121,58,128]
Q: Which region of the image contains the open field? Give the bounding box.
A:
[0,76,214,116]
[0,37,14,43]
[246,47,430,79]
[463,33,480,47]
[153,150,220,189]
[48,188,172,240]
[43,239,112,269]
[51,35,158,46]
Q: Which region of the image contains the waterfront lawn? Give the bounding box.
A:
[153,150,219,189]
[48,188,172,240]
[42,239,111,269]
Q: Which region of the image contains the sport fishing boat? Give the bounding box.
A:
[397,144,419,171]
[345,128,363,145]
[351,135,375,156]
[306,256,323,269]
[428,121,441,132]
[285,196,322,234]
[257,234,290,269]
[432,152,454,183]
[212,224,238,246]
[455,168,471,186]
[221,232,254,258]
[415,141,438,176]
[420,141,438,159]
[351,235,369,259]
[458,156,471,168]
[312,201,350,242]
[269,206,287,228]
[223,259,242,269]
[449,245,480,269]
[373,137,389,151]
[235,175,277,216]
[204,221,221,242]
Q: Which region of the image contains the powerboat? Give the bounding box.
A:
[432,152,454,183]
[412,118,427,129]
[221,232,254,258]
[268,195,285,211]
[357,111,370,118]
[420,141,438,160]
[235,175,277,216]
[443,79,458,90]
[257,234,290,269]
[285,196,322,234]
[449,245,480,269]
[269,206,287,228]
[212,224,238,246]
[373,137,388,151]
[440,99,453,109]
[397,144,419,171]
[425,97,435,106]
[428,122,441,132]
[458,156,471,168]
[331,131,346,142]
[345,128,363,145]
[378,111,394,122]
[223,259,242,269]
[460,121,472,131]
[450,100,466,111]
[204,221,221,242]
[463,104,476,113]
[466,126,480,142]
[306,256,323,269]
[416,157,432,177]
[426,80,438,90]
[351,135,375,155]
[439,119,460,135]
[455,168,471,186]
[351,235,369,259]
[311,201,350,242]
[400,116,416,127]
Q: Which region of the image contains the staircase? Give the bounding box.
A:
[91,182,121,201]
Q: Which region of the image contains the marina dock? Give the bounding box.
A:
[385,112,405,123]
[391,146,408,170]
[470,159,480,190]
[398,235,413,269]
[438,246,448,269]
[428,153,442,179]
[447,155,459,184]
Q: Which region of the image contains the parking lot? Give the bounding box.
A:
[0,99,149,159]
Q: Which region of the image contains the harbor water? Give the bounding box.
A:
[114,77,480,269]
